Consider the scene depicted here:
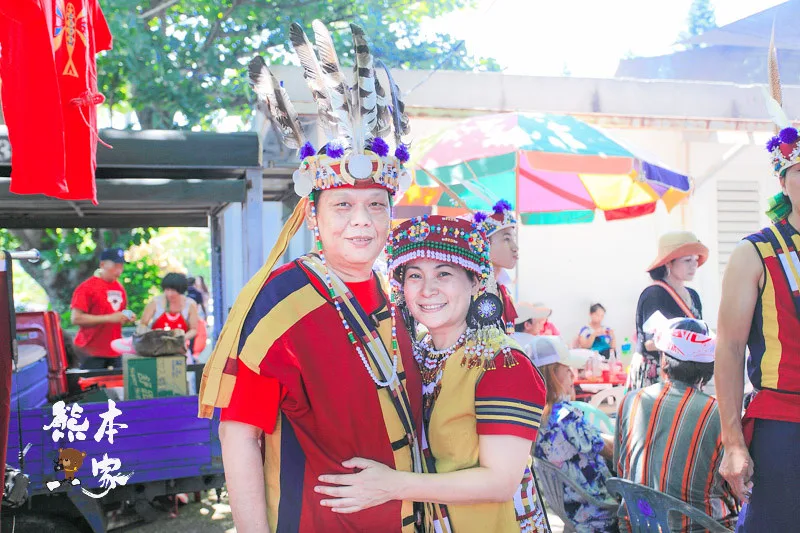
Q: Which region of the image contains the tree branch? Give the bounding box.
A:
[200,0,247,53]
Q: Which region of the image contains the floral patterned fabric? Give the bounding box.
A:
[534,402,619,533]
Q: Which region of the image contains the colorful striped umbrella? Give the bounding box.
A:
[397,112,692,224]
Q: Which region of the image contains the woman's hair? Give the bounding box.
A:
[196,275,209,293]
[589,303,605,314]
[648,264,668,281]
[540,363,574,422]
[161,272,189,294]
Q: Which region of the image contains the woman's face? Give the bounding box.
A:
[590,308,605,325]
[402,259,478,335]
[489,227,519,270]
[554,363,575,400]
[670,255,699,282]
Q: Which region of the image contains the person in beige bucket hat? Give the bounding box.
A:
[627,231,709,392]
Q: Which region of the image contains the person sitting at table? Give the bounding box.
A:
[614,318,738,532]
[532,336,618,533]
[578,303,616,358]
[512,302,559,360]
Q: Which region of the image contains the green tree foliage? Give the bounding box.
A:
[98,0,499,129]
[680,0,717,48]
[0,228,157,316]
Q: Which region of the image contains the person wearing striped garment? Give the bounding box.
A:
[614,318,739,532]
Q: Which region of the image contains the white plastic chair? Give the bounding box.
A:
[590,386,626,410]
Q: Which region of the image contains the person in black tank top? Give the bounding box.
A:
[627,231,708,392]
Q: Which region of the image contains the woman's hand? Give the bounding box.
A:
[315,458,401,513]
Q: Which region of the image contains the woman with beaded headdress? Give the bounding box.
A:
[315,214,551,533]
[471,200,520,333]
[715,36,800,531]
[198,21,423,533]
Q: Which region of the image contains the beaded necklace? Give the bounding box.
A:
[415,330,468,412]
[309,195,399,388]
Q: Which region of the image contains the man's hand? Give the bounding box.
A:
[108,311,134,324]
[719,445,754,502]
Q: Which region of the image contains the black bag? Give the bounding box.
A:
[132,329,186,357]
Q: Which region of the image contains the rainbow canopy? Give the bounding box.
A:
[397,112,692,224]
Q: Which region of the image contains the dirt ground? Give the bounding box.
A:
[117,490,235,533]
[113,490,565,533]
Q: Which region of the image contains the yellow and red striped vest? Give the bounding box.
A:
[745,220,800,393]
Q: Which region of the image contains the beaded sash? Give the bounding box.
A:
[302,256,425,476]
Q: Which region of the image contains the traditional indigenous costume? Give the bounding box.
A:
[471,200,519,333]
[734,40,800,531]
[198,21,423,533]
[390,215,550,533]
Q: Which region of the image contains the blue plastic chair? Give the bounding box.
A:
[606,478,733,532]
[533,458,618,533]
[573,401,615,434]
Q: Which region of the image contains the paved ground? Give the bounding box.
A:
[113,489,565,532]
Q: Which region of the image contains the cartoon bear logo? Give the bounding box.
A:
[46,447,86,491]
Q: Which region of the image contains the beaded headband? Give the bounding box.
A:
[249,21,412,199]
[389,215,492,287]
[471,199,517,238]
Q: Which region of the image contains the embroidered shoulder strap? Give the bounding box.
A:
[652,280,695,319]
[301,256,424,477]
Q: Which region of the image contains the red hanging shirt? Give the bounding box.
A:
[0,0,112,204]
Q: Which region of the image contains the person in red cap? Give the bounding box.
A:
[715,44,800,531]
[70,248,136,369]
[471,200,519,334]
[315,214,550,533]
[198,21,422,533]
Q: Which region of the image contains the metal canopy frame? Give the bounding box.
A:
[0,128,295,340]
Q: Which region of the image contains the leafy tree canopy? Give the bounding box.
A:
[99,0,500,129]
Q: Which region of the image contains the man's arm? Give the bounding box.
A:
[220,421,268,533]
[71,307,128,327]
[715,240,762,501]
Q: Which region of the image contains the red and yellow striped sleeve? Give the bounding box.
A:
[475,350,546,440]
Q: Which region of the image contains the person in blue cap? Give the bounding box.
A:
[70,248,136,369]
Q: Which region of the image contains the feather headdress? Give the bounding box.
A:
[249,21,412,199]
[761,29,796,222]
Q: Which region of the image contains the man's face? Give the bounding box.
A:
[489,227,518,270]
[782,164,800,214]
[308,188,391,276]
[100,260,124,280]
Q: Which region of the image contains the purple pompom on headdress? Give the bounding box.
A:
[779,127,799,146]
[766,136,782,152]
[369,137,390,157]
[473,212,488,224]
[326,140,344,159]
[395,143,410,163]
[493,199,512,214]
[299,141,316,160]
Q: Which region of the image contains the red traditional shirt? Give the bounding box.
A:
[221,261,422,533]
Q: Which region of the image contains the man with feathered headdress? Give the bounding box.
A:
[470,200,520,333]
[197,21,422,532]
[715,35,800,531]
